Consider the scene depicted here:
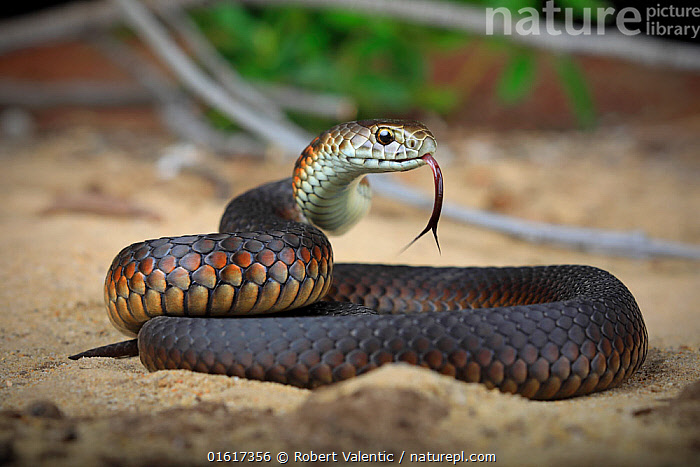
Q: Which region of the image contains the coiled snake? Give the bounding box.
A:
[71,119,647,400]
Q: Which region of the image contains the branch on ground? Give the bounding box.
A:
[93,34,264,156]
[369,176,700,260]
[157,5,287,123]
[113,0,311,154]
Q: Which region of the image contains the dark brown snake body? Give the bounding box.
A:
[71,120,647,399]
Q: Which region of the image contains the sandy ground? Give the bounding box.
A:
[0,122,699,466]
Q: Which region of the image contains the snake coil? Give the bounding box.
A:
[71,120,647,400]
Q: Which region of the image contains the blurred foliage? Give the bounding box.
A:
[191,0,609,129]
[192,3,462,127]
[554,55,596,126]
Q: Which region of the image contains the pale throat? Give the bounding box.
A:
[292,151,372,236]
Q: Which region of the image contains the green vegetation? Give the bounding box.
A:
[192,0,609,129]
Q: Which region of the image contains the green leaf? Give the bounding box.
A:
[210,3,254,37]
[554,56,596,127]
[497,52,536,104]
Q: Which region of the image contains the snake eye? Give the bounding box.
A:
[376,128,395,145]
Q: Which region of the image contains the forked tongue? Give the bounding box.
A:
[401,153,443,254]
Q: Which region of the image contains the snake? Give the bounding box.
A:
[70,119,647,400]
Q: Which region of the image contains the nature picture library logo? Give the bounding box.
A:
[486,1,700,40]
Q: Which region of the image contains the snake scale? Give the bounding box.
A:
[71,119,647,400]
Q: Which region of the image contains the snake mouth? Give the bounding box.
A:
[401,153,443,253]
[345,155,427,171]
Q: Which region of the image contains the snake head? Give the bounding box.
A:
[335,119,438,172]
[349,120,442,253]
[293,119,441,239]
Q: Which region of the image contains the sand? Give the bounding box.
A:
[0,123,698,466]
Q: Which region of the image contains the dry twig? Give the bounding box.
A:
[114,0,311,154]
[93,34,263,155]
[370,176,700,260]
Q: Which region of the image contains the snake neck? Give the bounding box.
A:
[293,144,371,236]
